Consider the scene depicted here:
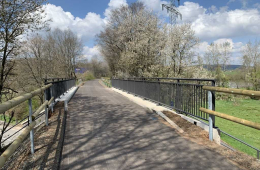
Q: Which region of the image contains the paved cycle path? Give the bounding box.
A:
[61,80,240,170]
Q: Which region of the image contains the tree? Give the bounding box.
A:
[204,43,221,72]
[164,23,199,77]
[97,2,166,77]
[242,40,260,90]
[20,28,83,90]
[0,0,47,150]
[220,42,232,71]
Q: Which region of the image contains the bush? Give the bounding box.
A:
[85,72,95,81]
[77,71,95,81]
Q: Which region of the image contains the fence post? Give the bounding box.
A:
[208,91,213,141]
[211,81,216,127]
[28,99,34,154]
[158,78,160,103]
[176,79,180,109]
[44,90,48,126]
[134,78,136,94]
[64,100,68,112]
[50,86,54,112]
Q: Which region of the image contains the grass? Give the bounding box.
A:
[215,99,260,158]
[102,77,111,87]
[0,96,41,124]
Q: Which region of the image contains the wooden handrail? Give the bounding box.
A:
[0,84,52,113]
[200,107,260,130]
[0,121,36,167]
[203,86,260,97]
[47,97,54,106]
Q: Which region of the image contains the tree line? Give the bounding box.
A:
[97,2,259,91]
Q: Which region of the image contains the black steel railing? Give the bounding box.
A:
[112,78,215,121]
[44,78,76,101]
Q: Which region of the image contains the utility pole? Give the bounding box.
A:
[162,0,182,25]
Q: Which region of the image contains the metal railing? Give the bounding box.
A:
[112,78,215,121]
[0,84,51,167]
[44,78,76,101]
[112,78,260,159]
[200,86,260,159]
[0,78,76,168]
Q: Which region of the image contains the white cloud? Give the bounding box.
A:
[191,8,260,40]
[43,4,105,42]
[82,46,102,60]
[178,2,206,22]
[140,0,167,15]
[209,5,218,13]
[104,0,127,18]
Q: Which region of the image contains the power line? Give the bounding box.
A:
[162,0,182,25]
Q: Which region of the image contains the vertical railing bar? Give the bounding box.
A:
[211,80,216,127]
[28,98,34,154]
[200,86,203,119]
[44,89,48,126]
[208,90,213,141]
[196,86,199,118]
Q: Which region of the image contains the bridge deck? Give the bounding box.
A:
[61,80,240,170]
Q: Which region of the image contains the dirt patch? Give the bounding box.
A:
[2,102,66,170]
[162,111,260,170]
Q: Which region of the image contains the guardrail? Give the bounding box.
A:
[45,78,76,101]
[0,84,52,168]
[200,86,260,159]
[0,78,76,168]
[112,78,215,121]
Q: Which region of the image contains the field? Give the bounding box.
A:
[215,99,260,158]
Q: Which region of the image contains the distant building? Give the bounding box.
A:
[75,68,87,74]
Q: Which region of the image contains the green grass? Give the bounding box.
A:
[0,96,41,124]
[215,99,260,158]
[0,115,16,124]
[102,78,111,87]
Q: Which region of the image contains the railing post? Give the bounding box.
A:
[158,78,160,103]
[134,78,136,94]
[44,89,48,126]
[208,91,213,141]
[211,81,216,127]
[50,86,54,112]
[127,78,129,92]
[28,99,34,154]
[64,100,68,112]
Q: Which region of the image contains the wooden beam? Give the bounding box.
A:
[202,86,260,97]
[200,107,260,130]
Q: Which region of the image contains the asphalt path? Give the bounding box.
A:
[61,80,241,170]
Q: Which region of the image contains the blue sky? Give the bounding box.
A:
[43,0,260,64]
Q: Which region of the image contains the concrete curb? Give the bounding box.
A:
[154,110,184,133]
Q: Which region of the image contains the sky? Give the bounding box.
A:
[43,0,260,64]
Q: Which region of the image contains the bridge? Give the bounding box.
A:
[60,80,239,169]
[0,78,259,169]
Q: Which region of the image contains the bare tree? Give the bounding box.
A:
[0,0,48,150]
[204,43,221,71]
[220,42,232,71]
[242,40,260,90]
